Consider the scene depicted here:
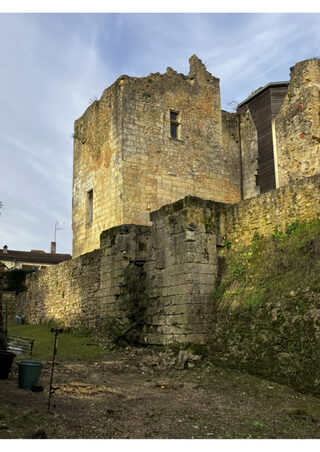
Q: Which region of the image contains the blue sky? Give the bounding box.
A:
[0,11,320,254]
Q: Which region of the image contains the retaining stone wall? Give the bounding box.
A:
[144,197,218,344]
[18,174,320,343]
[18,197,219,344]
[1,291,17,322]
[17,249,102,327]
[223,174,320,248]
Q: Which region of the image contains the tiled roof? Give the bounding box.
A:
[0,249,71,264]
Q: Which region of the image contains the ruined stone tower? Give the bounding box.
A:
[21,57,320,348]
[72,55,241,257]
[72,56,320,258]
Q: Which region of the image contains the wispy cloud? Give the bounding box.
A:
[0,14,106,253]
[1,12,320,253]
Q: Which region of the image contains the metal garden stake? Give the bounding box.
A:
[48,328,63,412]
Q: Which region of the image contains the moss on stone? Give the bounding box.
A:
[210,219,320,395]
[105,263,148,346]
[203,215,216,233]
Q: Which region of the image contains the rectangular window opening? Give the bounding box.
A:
[170,110,181,139]
[87,189,93,224]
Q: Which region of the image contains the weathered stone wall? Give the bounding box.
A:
[73,55,241,257]
[275,58,320,187]
[17,226,149,328]
[238,107,259,199]
[144,197,218,344]
[120,56,240,228]
[20,169,320,346]
[97,224,151,322]
[209,221,320,396]
[17,250,102,327]
[221,110,241,196]
[72,81,124,258]
[72,56,320,259]
[19,197,219,344]
[223,174,320,248]
[210,284,320,396]
[1,291,17,322]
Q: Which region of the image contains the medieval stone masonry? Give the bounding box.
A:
[18,175,320,344]
[72,56,241,257]
[19,56,320,346]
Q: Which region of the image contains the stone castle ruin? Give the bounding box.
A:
[18,56,320,345]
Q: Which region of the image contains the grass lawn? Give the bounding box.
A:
[8,323,106,361]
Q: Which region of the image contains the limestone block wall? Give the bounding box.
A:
[18,196,220,344]
[120,57,241,226]
[238,107,259,199]
[221,110,241,195]
[97,224,151,321]
[72,56,320,259]
[223,174,320,248]
[275,58,320,187]
[72,55,241,257]
[17,173,320,343]
[17,250,102,327]
[1,291,17,322]
[72,81,124,258]
[144,197,218,344]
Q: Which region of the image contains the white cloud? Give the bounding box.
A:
[1,12,320,254]
[0,14,108,254]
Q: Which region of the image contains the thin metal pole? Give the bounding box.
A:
[5,299,8,347]
[48,330,59,413]
[0,291,4,350]
[238,112,244,201]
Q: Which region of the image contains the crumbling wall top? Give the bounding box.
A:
[285,58,320,94]
[188,54,219,85]
[77,55,220,126]
[290,57,320,74]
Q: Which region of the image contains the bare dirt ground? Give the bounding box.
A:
[1,346,320,439]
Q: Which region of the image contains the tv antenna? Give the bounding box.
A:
[54,221,65,243]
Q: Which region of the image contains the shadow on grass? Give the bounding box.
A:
[8,323,106,361]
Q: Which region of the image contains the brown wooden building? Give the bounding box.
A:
[238,81,289,194]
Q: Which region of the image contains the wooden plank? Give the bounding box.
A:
[270,86,288,118]
[244,88,276,193]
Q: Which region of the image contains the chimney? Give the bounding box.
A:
[3,245,8,254]
[50,241,56,254]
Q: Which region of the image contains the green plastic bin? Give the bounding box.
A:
[18,360,42,389]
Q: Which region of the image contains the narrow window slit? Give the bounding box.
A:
[170,110,181,139]
[87,189,93,224]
